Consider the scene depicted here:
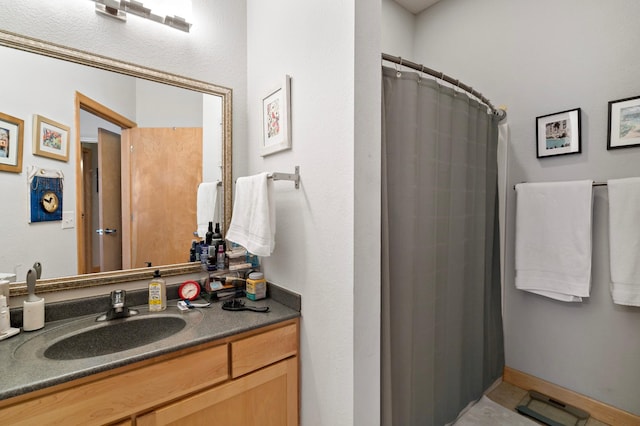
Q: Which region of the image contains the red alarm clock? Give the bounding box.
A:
[178,280,201,301]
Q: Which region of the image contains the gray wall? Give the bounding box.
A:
[406,0,640,414]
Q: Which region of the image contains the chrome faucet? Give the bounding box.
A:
[96,290,139,321]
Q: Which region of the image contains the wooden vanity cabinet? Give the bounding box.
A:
[137,322,299,426]
[0,318,299,426]
[137,357,298,426]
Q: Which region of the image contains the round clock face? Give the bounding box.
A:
[178,280,201,301]
[41,191,60,213]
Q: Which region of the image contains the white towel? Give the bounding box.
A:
[515,180,593,302]
[608,177,640,306]
[197,182,219,238]
[225,173,275,257]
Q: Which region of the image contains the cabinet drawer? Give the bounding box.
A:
[0,344,228,426]
[231,323,298,378]
[137,357,298,426]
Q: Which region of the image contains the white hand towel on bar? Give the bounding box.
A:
[226,172,275,257]
[197,182,219,238]
[515,180,593,302]
[608,177,640,306]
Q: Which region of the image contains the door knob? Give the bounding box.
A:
[96,228,118,235]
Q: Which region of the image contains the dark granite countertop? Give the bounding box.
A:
[0,284,300,402]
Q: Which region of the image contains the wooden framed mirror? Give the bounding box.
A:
[0,29,232,295]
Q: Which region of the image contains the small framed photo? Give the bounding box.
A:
[536,108,581,158]
[607,95,640,150]
[33,114,70,162]
[261,75,291,157]
[0,111,24,173]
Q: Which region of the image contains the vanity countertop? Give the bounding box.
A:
[0,295,300,402]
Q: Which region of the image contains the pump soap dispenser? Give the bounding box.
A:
[148,270,167,312]
[23,266,45,331]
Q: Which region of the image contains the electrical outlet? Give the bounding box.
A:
[62,211,75,229]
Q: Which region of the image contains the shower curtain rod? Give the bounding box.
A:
[382,53,506,120]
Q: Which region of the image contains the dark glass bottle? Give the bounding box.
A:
[213,222,222,240]
[189,240,197,262]
[212,222,223,252]
[205,221,214,245]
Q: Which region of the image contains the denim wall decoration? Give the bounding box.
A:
[28,167,64,223]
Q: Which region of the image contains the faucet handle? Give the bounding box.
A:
[111,289,125,309]
[96,289,138,321]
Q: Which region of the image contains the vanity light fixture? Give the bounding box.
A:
[91,0,193,32]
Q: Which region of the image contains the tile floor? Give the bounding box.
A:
[486,381,609,426]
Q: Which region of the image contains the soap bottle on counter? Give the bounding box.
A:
[148,270,166,312]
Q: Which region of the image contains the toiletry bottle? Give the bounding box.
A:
[205,221,214,245]
[189,240,197,262]
[200,241,209,267]
[0,295,10,332]
[216,244,226,270]
[213,222,222,241]
[148,270,166,312]
[246,272,267,300]
[0,279,9,301]
[212,222,223,253]
[207,245,217,271]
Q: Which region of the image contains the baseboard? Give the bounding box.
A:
[503,366,639,426]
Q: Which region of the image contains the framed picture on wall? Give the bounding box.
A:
[607,95,640,150]
[261,75,292,157]
[535,108,581,158]
[0,111,24,173]
[33,114,70,162]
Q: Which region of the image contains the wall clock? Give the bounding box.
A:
[41,191,60,213]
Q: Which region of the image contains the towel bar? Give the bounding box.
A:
[513,181,606,190]
[268,166,300,189]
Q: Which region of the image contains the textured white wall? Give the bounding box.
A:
[381,0,415,58]
[0,0,247,278]
[354,2,382,424]
[247,1,380,424]
[411,0,640,414]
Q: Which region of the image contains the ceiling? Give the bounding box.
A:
[394,0,442,14]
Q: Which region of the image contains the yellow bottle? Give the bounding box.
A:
[148,270,166,311]
[246,272,266,301]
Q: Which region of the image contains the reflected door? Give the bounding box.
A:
[122,127,203,269]
[98,128,123,272]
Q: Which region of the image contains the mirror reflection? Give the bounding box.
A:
[0,34,231,286]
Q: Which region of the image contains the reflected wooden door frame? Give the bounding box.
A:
[81,147,95,273]
[75,92,136,275]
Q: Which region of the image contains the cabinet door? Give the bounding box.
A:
[0,344,228,426]
[137,357,298,426]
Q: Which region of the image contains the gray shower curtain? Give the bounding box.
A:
[381,66,504,426]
